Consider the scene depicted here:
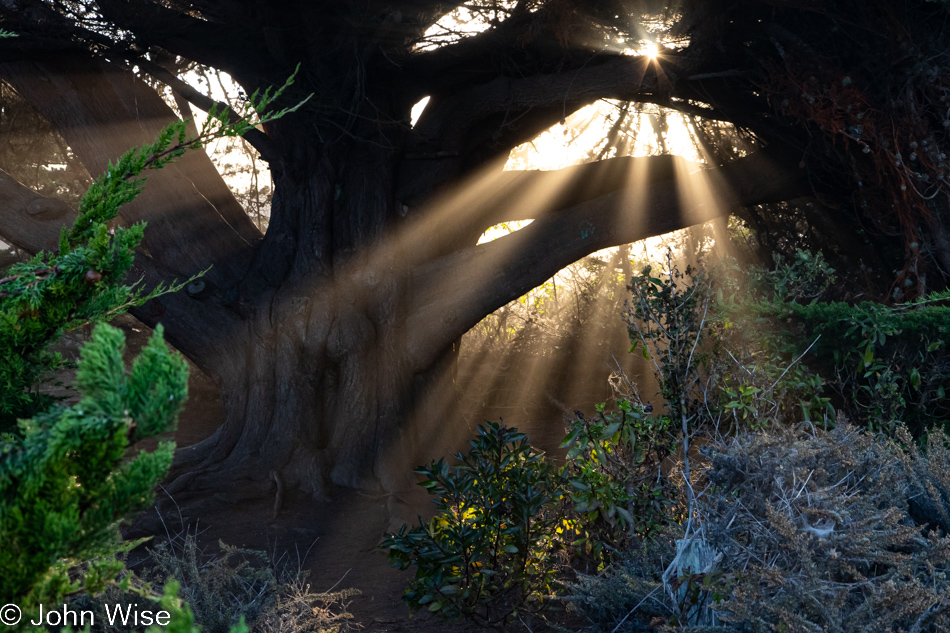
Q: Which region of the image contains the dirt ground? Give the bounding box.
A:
[154,370,577,631]
[52,316,641,632]
[157,358,573,632]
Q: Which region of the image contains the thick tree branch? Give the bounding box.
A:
[400,154,700,261]
[398,53,667,205]
[0,169,74,253]
[406,150,807,369]
[0,55,261,287]
[93,0,269,79]
[478,156,695,225]
[406,1,619,96]
[414,50,767,160]
[0,3,279,166]
[414,53,661,146]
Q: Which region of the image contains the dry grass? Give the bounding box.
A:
[700,421,950,632]
[255,565,359,633]
[565,422,950,632]
[74,527,359,633]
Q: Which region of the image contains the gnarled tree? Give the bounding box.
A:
[0,0,946,509]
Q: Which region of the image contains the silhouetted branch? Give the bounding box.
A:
[406,150,806,369]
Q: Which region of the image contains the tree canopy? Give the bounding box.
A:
[0,0,947,508]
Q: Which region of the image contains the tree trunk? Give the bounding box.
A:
[164,133,462,510]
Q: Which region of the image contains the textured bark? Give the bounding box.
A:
[165,133,437,503]
[0,168,74,252]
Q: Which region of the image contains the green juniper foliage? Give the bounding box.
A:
[0,220,156,428]
[0,66,307,628]
[0,323,187,608]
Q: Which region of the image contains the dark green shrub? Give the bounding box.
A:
[561,400,676,564]
[383,422,567,628]
[703,252,837,431]
[718,249,949,435]
[780,295,950,434]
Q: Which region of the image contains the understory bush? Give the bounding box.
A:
[625,247,950,442]
[383,422,567,628]
[388,248,950,631]
[780,294,950,434]
[383,406,687,628]
[720,249,950,435]
[561,400,677,567]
